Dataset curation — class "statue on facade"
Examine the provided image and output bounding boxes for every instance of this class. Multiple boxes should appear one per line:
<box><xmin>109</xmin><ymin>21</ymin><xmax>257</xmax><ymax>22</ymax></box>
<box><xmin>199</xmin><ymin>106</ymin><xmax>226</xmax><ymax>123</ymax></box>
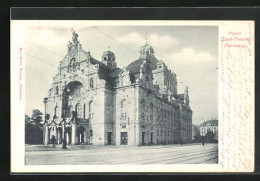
<box><xmin>71</xmin><ymin>29</ymin><xmax>78</xmax><ymax>42</ymax></box>
<box><xmin>67</xmin><ymin>41</ymin><xmax>73</xmax><ymax>52</ymax></box>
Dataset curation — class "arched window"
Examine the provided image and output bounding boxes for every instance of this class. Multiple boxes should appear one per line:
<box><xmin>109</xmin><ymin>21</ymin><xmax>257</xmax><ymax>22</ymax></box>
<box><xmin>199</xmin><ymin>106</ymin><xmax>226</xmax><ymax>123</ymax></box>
<box><xmin>56</xmin><ymin>86</ymin><xmax>59</xmax><ymax>95</ymax></box>
<box><xmin>83</xmin><ymin>104</ymin><xmax>86</xmax><ymax>119</ymax></box>
<box><xmin>68</xmin><ymin>105</ymin><xmax>73</xmax><ymax>118</ymax></box>
<box><xmin>121</xmin><ymin>99</ymin><xmax>126</xmax><ymax>108</ymax></box>
<box><xmin>121</xmin><ymin>99</ymin><xmax>127</xmax><ymax>119</ymax></box>
<box><xmin>89</xmin><ymin>101</ymin><xmax>93</xmax><ymax>119</ymax></box>
<box><xmin>54</xmin><ymin>106</ymin><xmax>59</xmax><ymax>118</ymax></box>
<box><xmin>89</xmin><ymin>101</ymin><xmax>93</xmax><ymax>112</ymax></box>
<box><xmin>76</xmin><ymin>103</ymin><xmax>82</xmax><ymax>118</ymax></box>
<box><xmin>90</xmin><ymin>77</ymin><xmax>94</xmax><ymax>88</ymax></box>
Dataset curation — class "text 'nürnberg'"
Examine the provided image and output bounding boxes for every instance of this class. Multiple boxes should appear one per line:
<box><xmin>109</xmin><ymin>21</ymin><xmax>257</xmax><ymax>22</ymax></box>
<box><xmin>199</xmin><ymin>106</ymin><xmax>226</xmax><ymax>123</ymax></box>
<box><xmin>221</xmin><ymin>32</ymin><xmax>250</xmax><ymax>48</ymax></box>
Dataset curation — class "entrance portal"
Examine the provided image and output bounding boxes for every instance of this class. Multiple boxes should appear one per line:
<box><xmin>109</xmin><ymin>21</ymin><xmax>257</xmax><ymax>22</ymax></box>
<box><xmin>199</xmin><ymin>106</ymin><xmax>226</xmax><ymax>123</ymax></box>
<box><xmin>78</xmin><ymin>126</ymin><xmax>85</xmax><ymax>144</ymax></box>
<box><xmin>120</xmin><ymin>132</ymin><xmax>128</xmax><ymax>145</ymax></box>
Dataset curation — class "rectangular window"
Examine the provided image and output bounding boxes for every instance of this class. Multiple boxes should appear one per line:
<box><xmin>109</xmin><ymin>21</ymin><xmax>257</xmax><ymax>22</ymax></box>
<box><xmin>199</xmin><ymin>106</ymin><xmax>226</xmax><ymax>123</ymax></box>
<box><xmin>122</xmin><ymin>124</ymin><xmax>126</xmax><ymax>129</ymax></box>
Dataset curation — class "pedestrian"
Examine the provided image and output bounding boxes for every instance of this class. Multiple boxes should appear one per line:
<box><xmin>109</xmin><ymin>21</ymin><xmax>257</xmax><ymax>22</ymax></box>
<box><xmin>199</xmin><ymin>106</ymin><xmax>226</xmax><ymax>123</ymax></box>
<box><xmin>202</xmin><ymin>139</ymin><xmax>204</xmax><ymax>147</ymax></box>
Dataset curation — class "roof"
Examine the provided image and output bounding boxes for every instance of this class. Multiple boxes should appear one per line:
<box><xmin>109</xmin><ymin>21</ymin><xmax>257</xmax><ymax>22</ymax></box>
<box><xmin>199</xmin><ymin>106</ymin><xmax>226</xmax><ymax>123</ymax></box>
<box><xmin>174</xmin><ymin>94</ymin><xmax>184</xmax><ymax>100</ymax></box>
<box><xmin>109</xmin><ymin>67</ymin><xmax>123</xmax><ymax>78</ymax></box>
<box><xmin>200</xmin><ymin>119</ymin><xmax>218</xmax><ymax>127</ymax></box>
<box><xmin>126</xmin><ymin>56</ymin><xmax>159</xmax><ymax>74</ymax></box>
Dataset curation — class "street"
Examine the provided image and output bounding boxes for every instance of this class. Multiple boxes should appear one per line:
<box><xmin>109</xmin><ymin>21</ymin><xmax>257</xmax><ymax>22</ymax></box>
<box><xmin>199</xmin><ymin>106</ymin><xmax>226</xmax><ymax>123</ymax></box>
<box><xmin>25</xmin><ymin>143</ymin><xmax>218</xmax><ymax>165</ymax></box>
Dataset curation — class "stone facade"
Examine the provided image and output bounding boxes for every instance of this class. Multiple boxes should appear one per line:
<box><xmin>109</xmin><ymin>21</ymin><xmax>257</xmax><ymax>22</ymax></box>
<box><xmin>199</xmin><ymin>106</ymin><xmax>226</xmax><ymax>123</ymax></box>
<box><xmin>43</xmin><ymin>31</ymin><xmax>193</xmax><ymax>146</ymax></box>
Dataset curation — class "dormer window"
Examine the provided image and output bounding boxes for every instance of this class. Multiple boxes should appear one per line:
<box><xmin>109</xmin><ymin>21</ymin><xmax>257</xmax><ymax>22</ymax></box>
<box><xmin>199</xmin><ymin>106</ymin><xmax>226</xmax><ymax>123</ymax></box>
<box><xmin>104</xmin><ymin>57</ymin><xmax>107</xmax><ymax>61</ymax></box>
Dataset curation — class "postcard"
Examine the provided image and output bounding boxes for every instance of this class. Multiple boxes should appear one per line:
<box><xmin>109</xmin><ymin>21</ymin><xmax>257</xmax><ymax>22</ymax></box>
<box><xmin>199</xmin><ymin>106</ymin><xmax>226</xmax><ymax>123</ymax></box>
<box><xmin>11</xmin><ymin>20</ymin><xmax>254</xmax><ymax>173</ymax></box>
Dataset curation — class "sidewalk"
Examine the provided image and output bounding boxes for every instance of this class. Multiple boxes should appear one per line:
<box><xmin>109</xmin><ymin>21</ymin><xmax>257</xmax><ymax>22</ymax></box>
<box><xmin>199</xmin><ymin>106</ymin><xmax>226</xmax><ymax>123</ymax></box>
<box><xmin>25</xmin><ymin>142</ymin><xmax>214</xmax><ymax>152</ymax></box>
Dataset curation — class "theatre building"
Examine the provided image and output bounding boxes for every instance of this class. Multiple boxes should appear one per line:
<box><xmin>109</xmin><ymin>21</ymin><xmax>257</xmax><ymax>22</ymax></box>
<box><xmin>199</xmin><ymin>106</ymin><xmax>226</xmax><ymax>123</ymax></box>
<box><xmin>43</xmin><ymin>31</ymin><xmax>193</xmax><ymax>146</ymax></box>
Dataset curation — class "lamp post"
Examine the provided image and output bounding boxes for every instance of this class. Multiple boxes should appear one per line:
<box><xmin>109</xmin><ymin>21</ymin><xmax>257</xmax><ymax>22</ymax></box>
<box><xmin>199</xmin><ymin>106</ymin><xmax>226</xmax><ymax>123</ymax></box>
<box><xmin>43</xmin><ymin>97</ymin><xmax>48</xmax><ymax>123</ymax></box>
<box><xmin>43</xmin><ymin>97</ymin><xmax>48</xmax><ymax>145</ymax></box>
<box><xmin>61</xmin><ymin>92</ymin><xmax>67</xmax><ymax>149</ymax></box>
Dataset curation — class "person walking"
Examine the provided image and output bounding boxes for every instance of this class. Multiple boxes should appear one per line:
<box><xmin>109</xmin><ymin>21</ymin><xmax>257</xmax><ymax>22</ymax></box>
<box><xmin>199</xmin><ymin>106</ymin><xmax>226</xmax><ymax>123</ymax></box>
<box><xmin>202</xmin><ymin>138</ymin><xmax>205</xmax><ymax>147</ymax></box>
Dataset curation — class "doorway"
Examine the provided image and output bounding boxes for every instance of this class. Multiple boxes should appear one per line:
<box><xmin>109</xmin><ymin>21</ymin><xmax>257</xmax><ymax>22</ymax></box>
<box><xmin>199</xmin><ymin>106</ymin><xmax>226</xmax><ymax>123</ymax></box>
<box><xmin>107</xmin><ymin>132</ymin><xmax>112</xmax><ymax>145</ymax></box>
<box><xmin>120</xmin><ymin>132</ymin><xmax>128</xmax><ymax>145</ymax></box>
<box><xmin>78</xmin><ymin>126</ymin><xmax>85</xmax><ymax>144</ymax></box>
<box><xmin>142</xmin><ymin>132</ymin><xmax>145</xmax><ymax>145</ymax></box>
<box><xmin>150</xmin><ymin>132</ymin><xmax>153</xmax><ymax>145</ymax></box>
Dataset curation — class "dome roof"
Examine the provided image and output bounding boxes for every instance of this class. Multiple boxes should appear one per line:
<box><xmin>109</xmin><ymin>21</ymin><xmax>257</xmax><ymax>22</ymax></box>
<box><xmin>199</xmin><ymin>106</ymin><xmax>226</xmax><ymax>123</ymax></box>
<box><xmin>125</xmin><ymin>44</ymin><xmax>159</xmax><ymax>73</ymax></box>
<box><xmin>126</xmin><ymin>55</ymin><xmax>159</xmax><ymax>74</ymax></box>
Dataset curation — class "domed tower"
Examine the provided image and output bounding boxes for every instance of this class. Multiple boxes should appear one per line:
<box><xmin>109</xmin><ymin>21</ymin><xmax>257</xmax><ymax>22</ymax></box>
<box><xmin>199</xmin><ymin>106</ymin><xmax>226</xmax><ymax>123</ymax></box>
<box><xmin>101</xmin><ymin>50</ymin><xmax>117</xmax><ymax>69</ymax></box>
<box><xmin>139</xmin><ymin>43</ymin><xmax>155</xmax><ymax>59</ymax></box>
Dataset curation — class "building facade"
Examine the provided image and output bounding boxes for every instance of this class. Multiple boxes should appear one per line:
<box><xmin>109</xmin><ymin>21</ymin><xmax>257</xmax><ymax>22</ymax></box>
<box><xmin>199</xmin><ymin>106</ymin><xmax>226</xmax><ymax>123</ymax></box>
<box><xmin>43</xmin><ymin>31</ymin><xmax>193</xmax><ymax>146</ymax></box>
<box><xmin>199</xmin><ymin>119</ymin><xmax>218</xmax><ymax>140</ymax></box>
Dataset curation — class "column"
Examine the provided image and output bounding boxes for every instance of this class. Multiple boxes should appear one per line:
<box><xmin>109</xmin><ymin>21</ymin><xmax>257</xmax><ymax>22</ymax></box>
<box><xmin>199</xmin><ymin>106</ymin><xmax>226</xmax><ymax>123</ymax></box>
<box><xmin>71</xmin><ymin>124</ymin><xmax>77</xmax><ymax>145</ymax></box>
<box><xmin>44</xmin><ymin>126</ymin><xmax>49</xmax><ymax>145</ymax></box>
<box><xmin>54</xmin><ymin>126</ymin><xmax>57</xmax><ymax>143</ymax></box>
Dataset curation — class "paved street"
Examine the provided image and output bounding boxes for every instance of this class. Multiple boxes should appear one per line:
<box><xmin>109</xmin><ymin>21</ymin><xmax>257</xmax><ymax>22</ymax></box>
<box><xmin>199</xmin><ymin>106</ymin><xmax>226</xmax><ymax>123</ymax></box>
<box><xmin>25</xmin><ymin>143</ymin><xmax>218</xmax><ymax>165</ymax></box>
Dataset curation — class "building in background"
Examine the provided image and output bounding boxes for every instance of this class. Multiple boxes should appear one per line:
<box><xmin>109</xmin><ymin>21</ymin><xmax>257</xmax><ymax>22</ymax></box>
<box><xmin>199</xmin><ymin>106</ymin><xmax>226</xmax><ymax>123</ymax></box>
<box><xmin>199</xmin><ymin>119</ymin><xmax>218</xmax><ymax>140</ymax></box>
<box><xmin>43</xmin><ymin>30</ymin><xmax>193</xmax><ymax>146</ymax></box>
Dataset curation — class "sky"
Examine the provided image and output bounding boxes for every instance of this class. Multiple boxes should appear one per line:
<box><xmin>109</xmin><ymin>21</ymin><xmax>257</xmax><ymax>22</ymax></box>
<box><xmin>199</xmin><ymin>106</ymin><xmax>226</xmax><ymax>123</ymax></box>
<box><xmin>25</xmin><ymin>25</ymin><xmax>218</xmax><ymax>126</ymax></box>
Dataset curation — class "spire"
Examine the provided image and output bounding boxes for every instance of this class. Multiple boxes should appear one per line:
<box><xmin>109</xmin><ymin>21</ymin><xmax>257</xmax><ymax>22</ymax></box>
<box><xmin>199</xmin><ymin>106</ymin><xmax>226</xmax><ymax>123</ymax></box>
<box><xmin>184</xmin><ymin>86</ymin><xmax>190</xmax><ymax>106</ymax></box>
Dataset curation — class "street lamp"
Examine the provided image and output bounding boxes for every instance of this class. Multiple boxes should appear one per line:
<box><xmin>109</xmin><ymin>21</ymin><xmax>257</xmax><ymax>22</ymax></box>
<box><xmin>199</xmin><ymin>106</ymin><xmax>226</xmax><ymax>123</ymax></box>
<box><xmin>43</xmin><ymin>97</ymin><xmax>48</xmax><ymax>123</ymax></box>
<box><xmin>61</xmin><ymin>93</ymin><xmax>67</xmax><ymax>149</ymax></box>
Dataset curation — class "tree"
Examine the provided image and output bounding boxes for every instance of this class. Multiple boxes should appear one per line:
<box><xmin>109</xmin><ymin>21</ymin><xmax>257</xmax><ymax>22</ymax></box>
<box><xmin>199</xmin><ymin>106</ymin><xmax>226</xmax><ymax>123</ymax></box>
<box><xmin>25</xmin><ymin>110</ymin><xmax>44</xmax><ymax>144</ymax></box>
<box><xmin>194</xmin><ymin>134</ymin><xmax>202</xmax><ymax>143</ymax></box>
<box><xmin>205</xmin><ymin>130</ymin><xmax>215</xmax><ymax>143</ymax></box>
<box><xmin>30</xmin><ymin>109</ymin><xmax>44</xmax><ymax>126</ymax></box>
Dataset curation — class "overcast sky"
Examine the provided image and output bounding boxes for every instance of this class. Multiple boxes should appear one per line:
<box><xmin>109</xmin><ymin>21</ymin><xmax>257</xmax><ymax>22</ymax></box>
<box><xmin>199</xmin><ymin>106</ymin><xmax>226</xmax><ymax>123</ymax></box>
<box><xmin>25</xmin><ymin>26</ymin><xmax>218</xmax><ymax>125</ymax></box>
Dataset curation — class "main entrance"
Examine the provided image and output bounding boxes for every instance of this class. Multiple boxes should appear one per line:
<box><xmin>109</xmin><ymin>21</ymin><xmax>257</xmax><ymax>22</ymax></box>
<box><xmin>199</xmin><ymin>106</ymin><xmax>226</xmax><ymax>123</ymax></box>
<box><xmin>120</xmin><ymin>132</ymin><xmax>128</xmax><ymax>145</ymax></box>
